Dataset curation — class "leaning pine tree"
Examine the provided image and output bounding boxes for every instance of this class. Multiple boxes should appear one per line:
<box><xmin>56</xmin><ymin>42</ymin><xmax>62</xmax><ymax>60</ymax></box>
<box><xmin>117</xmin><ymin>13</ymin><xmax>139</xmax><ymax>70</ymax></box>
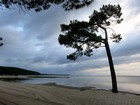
<box><xmin>58</xmin><ymin>4</ymin><xmax>123</xmax><ymax>93</ymax></box>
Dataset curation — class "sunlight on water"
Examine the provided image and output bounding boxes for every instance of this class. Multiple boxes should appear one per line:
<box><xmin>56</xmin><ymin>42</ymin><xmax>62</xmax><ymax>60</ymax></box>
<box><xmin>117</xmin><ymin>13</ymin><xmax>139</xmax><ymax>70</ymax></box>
<box><xmin>118</xmin><ymin>83</ymin><xmax>140</xmax><ymax>94</ymax></box>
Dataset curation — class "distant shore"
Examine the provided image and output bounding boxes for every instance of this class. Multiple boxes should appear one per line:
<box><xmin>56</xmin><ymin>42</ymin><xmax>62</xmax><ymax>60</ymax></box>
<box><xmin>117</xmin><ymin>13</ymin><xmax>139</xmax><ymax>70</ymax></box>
<box><xmin>0</xmin><ymin>81</ymin><xmax>140</xmax><ymax>105</ymax></box>
<box><xmin>0</xmin><ymin>75</ymin><xmax>70</xmax><ymax>82</ymax></box>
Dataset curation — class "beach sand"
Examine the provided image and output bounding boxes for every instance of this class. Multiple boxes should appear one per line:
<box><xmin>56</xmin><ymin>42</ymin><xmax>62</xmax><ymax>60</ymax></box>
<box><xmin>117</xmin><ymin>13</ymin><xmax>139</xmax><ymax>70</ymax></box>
<box><xmin>0</xmin><ymin>81</ymin><xmax>140</xmax><ymax>105</ymax></box>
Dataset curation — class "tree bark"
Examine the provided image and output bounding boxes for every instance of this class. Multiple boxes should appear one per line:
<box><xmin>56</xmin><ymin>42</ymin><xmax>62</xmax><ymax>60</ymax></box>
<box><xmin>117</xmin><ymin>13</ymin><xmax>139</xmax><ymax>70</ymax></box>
<box><xmin>104</xmin><ymin>40</ymin><xmax>118</xmax><ymax>93</ymax></box>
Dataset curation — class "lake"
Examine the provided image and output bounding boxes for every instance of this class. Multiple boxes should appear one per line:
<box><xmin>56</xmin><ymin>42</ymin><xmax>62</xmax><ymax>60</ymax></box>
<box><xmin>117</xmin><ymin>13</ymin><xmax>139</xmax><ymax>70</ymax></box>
<box><xmin>19</xmin><ymin>75</ymin><xmax>140</xmax><ymax>94</ymax></box>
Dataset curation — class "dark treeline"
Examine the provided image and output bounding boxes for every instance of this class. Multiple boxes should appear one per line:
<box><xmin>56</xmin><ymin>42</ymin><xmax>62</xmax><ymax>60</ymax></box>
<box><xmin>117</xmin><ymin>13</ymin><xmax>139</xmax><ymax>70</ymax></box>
<box><xmin>0</xmin><ymin>66</ymin><xmax>40</xmax><ymax>75</ymax></box>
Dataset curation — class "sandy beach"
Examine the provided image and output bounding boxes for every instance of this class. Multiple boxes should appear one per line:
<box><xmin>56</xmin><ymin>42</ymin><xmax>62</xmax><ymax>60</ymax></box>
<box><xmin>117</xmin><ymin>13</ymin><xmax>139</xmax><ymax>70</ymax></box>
<box><xmin>0</xmin><ymin>81</ymin><xmax>140</xmax><ymax>105</ymax></box>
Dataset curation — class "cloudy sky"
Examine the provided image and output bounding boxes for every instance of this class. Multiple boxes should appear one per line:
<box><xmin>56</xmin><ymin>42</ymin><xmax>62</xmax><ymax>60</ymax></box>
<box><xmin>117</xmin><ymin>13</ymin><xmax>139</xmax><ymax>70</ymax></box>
<box><xmin>0</xmin><ymin>0</ymin><xmax>140</xmax><ymax>76</ymax></box>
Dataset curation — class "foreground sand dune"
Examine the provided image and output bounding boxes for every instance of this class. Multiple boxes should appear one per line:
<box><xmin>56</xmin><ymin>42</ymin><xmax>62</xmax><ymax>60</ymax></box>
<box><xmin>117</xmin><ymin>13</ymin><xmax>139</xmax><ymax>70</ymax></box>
<box><xmin>0</xmin><ymin>81</ymin><xmax>140</xmax><ymax>105</ymax></box>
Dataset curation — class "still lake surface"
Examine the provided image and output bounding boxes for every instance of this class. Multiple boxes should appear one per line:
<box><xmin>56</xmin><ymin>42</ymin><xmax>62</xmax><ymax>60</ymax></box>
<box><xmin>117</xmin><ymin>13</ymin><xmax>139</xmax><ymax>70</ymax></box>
<box><xmin>19</xmin><ymin>75</ymin><xmax>140</xmax><ymax>94</ymax></box>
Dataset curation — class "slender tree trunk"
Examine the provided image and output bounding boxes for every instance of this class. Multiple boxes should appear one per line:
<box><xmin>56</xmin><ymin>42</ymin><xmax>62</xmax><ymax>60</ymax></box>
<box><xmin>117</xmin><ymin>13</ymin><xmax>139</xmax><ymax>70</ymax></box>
<box><xmin>104</xmin><ymin>40</ymin><xmax>118</xmax><ymax>93</ymax></box>
<box><xmin>97</xmin><ymin>25</ymin><xmax>118</xmax><ymax>93</ymax></box>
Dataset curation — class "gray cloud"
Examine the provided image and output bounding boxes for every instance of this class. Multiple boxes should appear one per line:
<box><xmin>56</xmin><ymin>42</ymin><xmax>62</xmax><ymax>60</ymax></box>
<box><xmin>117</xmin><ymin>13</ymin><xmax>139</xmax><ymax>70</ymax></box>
<box><xmin>128</xmin><ymin>0</ymin><xmax>140</xmax><ymax>14</ymax></box>
<box><xmin>0</xmin><ymin>0</ymin><xmax>140</xmax><ymax>75</ymax></box>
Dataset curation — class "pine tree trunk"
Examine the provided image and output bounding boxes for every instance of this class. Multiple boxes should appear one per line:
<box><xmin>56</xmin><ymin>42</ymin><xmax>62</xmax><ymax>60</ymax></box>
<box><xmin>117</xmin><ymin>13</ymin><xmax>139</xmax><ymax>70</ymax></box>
<box><xmin>104</xmin><ymin>40</ymin><xmax>118</xmax><ymax>93</ymax></box>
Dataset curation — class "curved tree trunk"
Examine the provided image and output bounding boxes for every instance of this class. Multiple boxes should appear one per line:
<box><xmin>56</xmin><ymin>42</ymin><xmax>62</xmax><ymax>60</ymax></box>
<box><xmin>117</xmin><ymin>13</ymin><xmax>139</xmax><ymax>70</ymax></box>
<box><xmin>99</xmin><ymin>25</ymin><xmax>118</xmax><ymax>93</ymax></box>
<box><xmin>104</xmin><ymin>40</ymin><xmax>118</xmax><ymax>93</ymax></box>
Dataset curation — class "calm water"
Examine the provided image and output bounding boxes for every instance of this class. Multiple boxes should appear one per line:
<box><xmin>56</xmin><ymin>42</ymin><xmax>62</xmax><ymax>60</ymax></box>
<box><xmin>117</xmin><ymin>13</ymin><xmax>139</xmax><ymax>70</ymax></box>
<box><xmin>20</xmin><ymin>75</ymin><xmax>140</xmax><ymax>94</ymax></box>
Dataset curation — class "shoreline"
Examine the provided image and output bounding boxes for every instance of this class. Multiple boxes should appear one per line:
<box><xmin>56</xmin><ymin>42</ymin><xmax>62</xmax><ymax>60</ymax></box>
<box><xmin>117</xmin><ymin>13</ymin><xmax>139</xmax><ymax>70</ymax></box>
<box><xmin>43</xmin><ymin>82</ymin><xmax>140</xmax><ymax>96</ymax></box>
<box><xmin>0</xmin><ymin>81</ymin><xmax>140</xmax><ymax>105</ymax></box>
<box><xmin>1</xmin><ymin>78</ymin><xmax>140</xmax><ymax>96</ymax></box>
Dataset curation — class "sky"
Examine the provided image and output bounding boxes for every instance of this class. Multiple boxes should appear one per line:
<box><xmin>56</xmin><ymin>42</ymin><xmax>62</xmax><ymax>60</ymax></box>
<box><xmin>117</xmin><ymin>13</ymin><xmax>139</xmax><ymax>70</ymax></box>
<box><xmin>0</xmin><ymin>0</ymin><xmax>140</xmax><ymax>76</ymax></box>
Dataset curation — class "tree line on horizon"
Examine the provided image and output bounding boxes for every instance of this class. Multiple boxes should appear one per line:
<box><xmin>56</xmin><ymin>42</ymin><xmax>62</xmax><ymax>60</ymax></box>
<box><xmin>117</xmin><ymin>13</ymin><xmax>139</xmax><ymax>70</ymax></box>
<box><xmin>0</xmin><ymin>66</ymin><xmax>40</xmax><ymax>75</ymax></box>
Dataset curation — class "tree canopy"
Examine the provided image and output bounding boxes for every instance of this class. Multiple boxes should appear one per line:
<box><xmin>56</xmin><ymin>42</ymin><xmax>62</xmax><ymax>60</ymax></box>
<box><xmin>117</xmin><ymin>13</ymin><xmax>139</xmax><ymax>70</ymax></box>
<box><xmin>59</xmin><ymin>4</ymin><xmax>123</xmax><ymax>60</ymax></box>
<box><xmin>0</xmin><ymin>0</ymin><xmax>94</xmax><ymax>12</ymax></box>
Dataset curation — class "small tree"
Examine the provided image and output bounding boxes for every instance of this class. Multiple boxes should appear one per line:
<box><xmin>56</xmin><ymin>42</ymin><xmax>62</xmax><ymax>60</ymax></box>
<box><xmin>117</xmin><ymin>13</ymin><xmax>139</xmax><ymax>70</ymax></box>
<box><xmin>58</xmin><ymin>4</ymin><xmax>123</xmax><ymax>93</ymax></box>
